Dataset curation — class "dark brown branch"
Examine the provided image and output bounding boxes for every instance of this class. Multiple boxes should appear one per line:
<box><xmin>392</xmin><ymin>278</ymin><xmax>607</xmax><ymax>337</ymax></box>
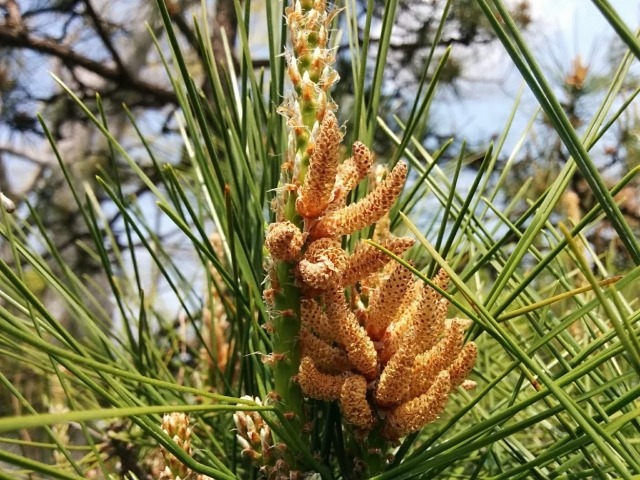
<box><xmin>0</xmin><ymin>144</ymin><xmax>50</xmax><ymax>166</ymax></box>
<box><xmin>3</xmin><ymin>0</ymin><xmax>23</xmax><ymax>29</ymax></box>
<box><xmin>82</xmin><ymin>0</ymin><xmax>127</xmax><ymax>75</ymax></box>
<box><xmin>361</xmin><ymin>34</ymin><xmax>493</xmax><ymax>53</ymax></box>
<box><xmin>0</xmin><ymin>23</ymin><xmax>178</xmax><ymax>105</ymax></box>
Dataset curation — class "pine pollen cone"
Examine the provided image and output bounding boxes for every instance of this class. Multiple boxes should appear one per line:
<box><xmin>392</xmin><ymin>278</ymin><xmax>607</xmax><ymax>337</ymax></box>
<box><xmin>300</xmin><ymin>298</ymin><xmax>336</xmax><ymax>343</ymax></box>
<box><xmin>409</xmin><ymin>286</ymin><xmax>448</xmax><ymax>355</ymax></box>
<box><xmin>310</xmin><ymin>160</ymin><xmax>408</xmax><ymax>239</ymax></box>
<box><xmin>331</xmin><ymin>141</ymin><xmax>374</xmax><ymax>206</ymax></box>
<box><xmin>374</xmin><ymin>341</ymin><xmax>414</xmax><ymax>407</ymax></box>
<box><xmin>292</xmin><ymin>264</ymin><xmax>477</xmax><ymax>438</ymax></box>
<box><xmin>365</xmin><ymin>262</ymin><xmax>414</xmax><ymax>341</ymax></box>
<box><xmin>449</xmin><ymin>342</ymin><xmax>478</xmax><ymax>389</ymax></box>
<box><xmin>297</xmin><ymin>356</ymin><xmax>346</xmax><ymax>401</ymax></box>
<box><xmin>341</xmin><ymin>237</ymin><xmax>415</xmax><ymax>287</ymax></box>
<box><xmin>406</xmin><ymin>320</ymin><xmax>465</xmax><ymax>400</ymax></box>
<box><xmin>324</xmin><ymin>287</ymin><xmax>378</xmax><ymax>379</ymax></box>
<box><xmin>265</xmin><ymin>221</ymin><xmax>304</xmax><ymax>261</ymax></box>
<box><xmin>300</xmin><ymin>327</ymin><xmax>351</xmax><ymax>373</ymax></box>
<box><xmin>297</xmin><ymin>111</ymin><xmax>343</xmax><ymax>218</ymax></box>
<box><xmin>340</xmin><ymin>375</ymin><xmax>374</xmax><ymax>429</ymax></box>
<box><xmin>384</xmin><ymin>371</ymin><xmax>451</xmax><ymax>439</ymax></box>
<box><xmin>297</xmin><ymin>238</ymin><xmax>347</xmax><ymax>289</ymax></box>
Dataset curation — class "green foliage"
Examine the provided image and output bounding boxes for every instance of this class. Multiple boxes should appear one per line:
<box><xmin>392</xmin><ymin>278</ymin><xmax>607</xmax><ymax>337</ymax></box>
<box><xmin>0</xmin><ymin>0</ymin><xmax>638</xmax><ymax>479</ymax></box>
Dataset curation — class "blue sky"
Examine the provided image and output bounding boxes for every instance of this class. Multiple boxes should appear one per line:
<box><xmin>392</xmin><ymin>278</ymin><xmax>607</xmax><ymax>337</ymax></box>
<box><xmin>433</xmin><ymin>0</ymin><xmax>640</xmax><ymax>152</ymax></box>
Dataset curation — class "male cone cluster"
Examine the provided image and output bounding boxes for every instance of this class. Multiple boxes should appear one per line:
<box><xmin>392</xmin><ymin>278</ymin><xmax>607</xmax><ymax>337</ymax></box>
<box><xmin>264</xmin><ymin>0</ymin><xmax>477</xmax><ymax>444</ymax></box>
<box><xmin>265</xmin><ymin>113</ymin><xmax>476</xmax><ymax>437</ymax></box>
